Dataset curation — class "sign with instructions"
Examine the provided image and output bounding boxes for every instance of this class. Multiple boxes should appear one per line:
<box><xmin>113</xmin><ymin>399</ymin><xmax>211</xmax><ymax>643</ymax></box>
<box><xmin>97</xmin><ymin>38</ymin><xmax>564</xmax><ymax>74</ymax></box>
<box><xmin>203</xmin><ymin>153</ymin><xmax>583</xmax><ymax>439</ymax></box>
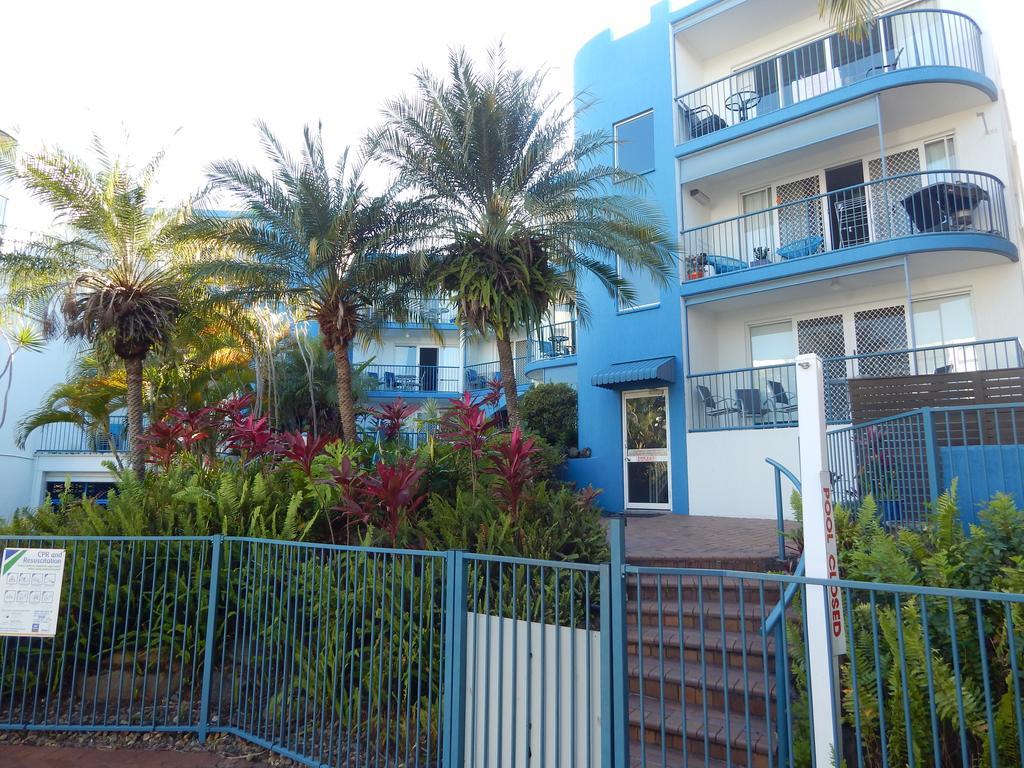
<box><xmin>0</xmin><ymin>548</ymin><xmax>66</xmax><ymax>637</ymax></box>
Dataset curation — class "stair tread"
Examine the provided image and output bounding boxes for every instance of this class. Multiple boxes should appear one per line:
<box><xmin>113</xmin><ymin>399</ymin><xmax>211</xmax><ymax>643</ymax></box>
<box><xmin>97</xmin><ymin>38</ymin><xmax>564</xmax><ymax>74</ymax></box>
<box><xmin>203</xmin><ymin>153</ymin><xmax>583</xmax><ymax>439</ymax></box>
<box><xmin>629</xmin><ymin>598</ymin><xmax>771</xmax><ymax>622</ymax></box>
<box><xmin>628</xmin><ymin>694</ymin><xmax>773</xmax><ymax>755</ymax></box>
<box><xmin>626</xmin><ymin>625</ymin><xmax>776</xmax><ymax>657</ymax></box>
<box><xmin>628</xmin><ymin>741</ymin><xmax>735</xmax><ymax>768</ymax></box>
<box><xmin>628</xmin><ymin>655</ymin><xmax>774</xmax><ymax>698</ymax></box>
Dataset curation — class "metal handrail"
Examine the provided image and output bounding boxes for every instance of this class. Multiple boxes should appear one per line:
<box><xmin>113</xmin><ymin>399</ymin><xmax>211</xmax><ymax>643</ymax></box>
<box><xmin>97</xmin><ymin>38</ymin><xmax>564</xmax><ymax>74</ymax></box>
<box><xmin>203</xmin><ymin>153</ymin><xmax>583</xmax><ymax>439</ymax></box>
<box><xmin>676</xmin><ymin>8</ymin><xmax>984</xmax><ymax>142</ymax></box>
<box><xmin>682</xmin><ymin>169</ymin><xmax>1009</xmax><ymax>281</ymax></box>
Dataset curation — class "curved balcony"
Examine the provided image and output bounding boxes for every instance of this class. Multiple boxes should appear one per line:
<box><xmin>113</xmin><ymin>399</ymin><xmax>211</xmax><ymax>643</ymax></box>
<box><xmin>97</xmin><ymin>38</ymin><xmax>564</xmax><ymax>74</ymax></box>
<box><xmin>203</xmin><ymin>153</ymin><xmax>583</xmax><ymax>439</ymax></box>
<box><xmin>676</xmin><ymin>9</ymin><xmax>990</xmax><ymax>149</ymax></box>
<box><xmin>681</xmin><ymin>170</ymin><xmax>1014</xmax><ymax>292</ymax></box>
<box><xmin>524</xmin><ymin>320</ymin><xmax>577</xmax><ymax>376</ymax></box>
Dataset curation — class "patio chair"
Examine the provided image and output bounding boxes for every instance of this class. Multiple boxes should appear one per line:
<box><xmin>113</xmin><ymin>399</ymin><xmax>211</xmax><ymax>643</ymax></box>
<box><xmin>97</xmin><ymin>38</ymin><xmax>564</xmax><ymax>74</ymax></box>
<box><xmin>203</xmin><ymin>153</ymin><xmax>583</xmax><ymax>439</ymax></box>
<box><xmin>705</xmin><ymin>254</ymin><xmax>749</xmax><ymax>275</ymax></box>
<box><xmin>777</xmin><ymin>235</ymin><xmax>824</xmax><ymax>260</ymax></box>
<box><xmin>539</xmin><ymin>340</ymin><xmax>556</xmax><ymax>358</ymax></box>
<box><xmin>866</xmin><ymin>47</ymin><xmax>904</xmax><ymax>77</ymax></box>
<box><xmin>735</xmin><ymin>388</ymin><xmax>768</xmax><ymax>423</ymax></box>
<box><xmin>933</xmin><ymin>364</ymin><xmax>953</xmax><ymax>374</ymax></box>
<box><xmin>680</xmin><ymin>103</ymin><xmax>728</xmax><ymax>139</ymax></box>
<box><xmin>694</xmin><ymin>385</ymin><xmax>740</xmax><ymax>426</ymax></box>
<box><xmin>765</xmin><ymin>380</ymin><xmax>799</xmax><ymax>421</ymax></box>
<box><xmin>383</xmin><ymin>371</ymin><xmax>397</xmax><ymax>389</ymax></box>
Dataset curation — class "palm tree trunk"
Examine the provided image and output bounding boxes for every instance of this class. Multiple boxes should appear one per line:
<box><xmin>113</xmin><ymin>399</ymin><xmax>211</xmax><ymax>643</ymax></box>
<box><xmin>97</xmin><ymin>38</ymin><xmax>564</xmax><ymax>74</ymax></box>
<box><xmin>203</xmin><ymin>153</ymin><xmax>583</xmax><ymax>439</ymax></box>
<box><xmin>334</xmin><ymin>341</ymin><xmax>358</xmax><ymax>442</ymax></box>
<box><xmin>125</xmin><ymin>357</ymin><xmax>146</xmax><ymax>478</ymax></box>
<box><xmin>495</xmin><ymin>335</ymin><xmax>521</xmax><ymax>429</ymax></box>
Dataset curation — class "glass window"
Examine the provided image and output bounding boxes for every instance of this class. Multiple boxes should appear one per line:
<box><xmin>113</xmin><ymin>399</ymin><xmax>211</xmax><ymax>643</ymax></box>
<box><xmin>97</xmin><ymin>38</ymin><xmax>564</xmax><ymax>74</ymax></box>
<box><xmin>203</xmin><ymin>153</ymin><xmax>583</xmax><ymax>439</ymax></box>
<box><xmin>913</xmin><ymin>294</ymin><xmax>974</xmax><ymax>346</ymax></box>
<box><xmin>617</xmin><ymin>257</ymin><xmax>660</xmax><ymax>310</ymax></box>
<box><xmin>750</xmin><ymin>321</ymin><xmax>795</xmax><ymax>366</ymax></box>
<box><xmin>395</xmin><ymin>345</ymin><xmax>417</xmax><ymax>367</ymax></box>
<box><xmin>614</xmin><ymin>111</ymin><xmax>655</xmax><ymax>174</ymax></box>
<box><xmin>924</xmin><ymin>136</ymin><xmax>956</xmax><ymax>171</ymax></box>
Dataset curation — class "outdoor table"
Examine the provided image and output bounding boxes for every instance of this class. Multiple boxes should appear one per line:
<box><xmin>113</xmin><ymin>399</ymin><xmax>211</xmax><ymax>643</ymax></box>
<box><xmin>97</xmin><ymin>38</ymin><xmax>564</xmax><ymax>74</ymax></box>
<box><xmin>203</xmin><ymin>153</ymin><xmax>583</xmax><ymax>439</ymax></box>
<box><xmin>901</xmin><ymin>181</ymin><xmax>989</xmax><ymax>233</ymax></box>
<box><xmin>724</xmin><ymin>89</ymin><xmax>761</xmax><ymax>122</ymax></box>
<box><xmin>551</xmin><ymin>334</ymin><xmax>569</xmax><ymax>355</ymax></box>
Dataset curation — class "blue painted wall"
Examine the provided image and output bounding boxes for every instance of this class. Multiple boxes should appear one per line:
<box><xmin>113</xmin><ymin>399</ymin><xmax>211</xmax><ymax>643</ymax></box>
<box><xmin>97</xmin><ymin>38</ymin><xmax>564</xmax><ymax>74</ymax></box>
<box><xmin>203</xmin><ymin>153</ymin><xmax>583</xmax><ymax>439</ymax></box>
<box><xmin>567</xmin><ymin>1</ymin><xmax>690</xmax><ymax>514</ymax></box>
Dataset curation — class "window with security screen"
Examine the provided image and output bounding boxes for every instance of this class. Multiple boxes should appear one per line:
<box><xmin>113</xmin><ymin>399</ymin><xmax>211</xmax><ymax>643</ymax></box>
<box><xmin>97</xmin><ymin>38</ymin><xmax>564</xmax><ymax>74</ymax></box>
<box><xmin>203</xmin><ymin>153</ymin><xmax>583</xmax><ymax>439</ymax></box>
<box><xmin>613</xmin><ymin>111</ymin><xmax>654</xmax><ymax>175</ymax></box>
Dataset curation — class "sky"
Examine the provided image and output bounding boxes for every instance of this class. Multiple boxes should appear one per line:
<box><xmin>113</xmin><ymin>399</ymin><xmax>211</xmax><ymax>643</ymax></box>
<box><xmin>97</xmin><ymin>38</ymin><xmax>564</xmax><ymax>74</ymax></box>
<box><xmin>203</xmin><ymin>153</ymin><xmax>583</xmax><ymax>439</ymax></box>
<box><xmin>2</xmin><ymin>0</ymin><xmax>1023</xmax><ymax>235</ymax></box>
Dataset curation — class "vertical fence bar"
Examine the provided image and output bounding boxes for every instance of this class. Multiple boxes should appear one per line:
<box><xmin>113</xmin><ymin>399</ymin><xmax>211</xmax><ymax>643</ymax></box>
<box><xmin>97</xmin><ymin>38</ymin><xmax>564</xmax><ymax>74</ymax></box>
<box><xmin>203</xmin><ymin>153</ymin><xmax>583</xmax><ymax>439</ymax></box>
<box><xmin>442</xmin><ymin>550</ymin><xmax>467</xmax><ymax>768</ymax></box>
<box><xmin>608</xmin><ymin>516</ymin><xmax>629</xmax><ymax>768</ymax></box>
<box><xmin>198</xmin><ymin>534</ymin><xmax>222</xmax><ymax>743</ymax></box>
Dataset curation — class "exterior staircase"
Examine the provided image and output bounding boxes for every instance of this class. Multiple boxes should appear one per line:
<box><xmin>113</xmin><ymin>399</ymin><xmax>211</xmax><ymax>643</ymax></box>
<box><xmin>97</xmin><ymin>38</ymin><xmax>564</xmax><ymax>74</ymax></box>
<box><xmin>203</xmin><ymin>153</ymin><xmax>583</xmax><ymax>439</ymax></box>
<box><xmin>624</xmin><ymin>571</ymin><xmax>779</xmax><ymax>768</ymax></box>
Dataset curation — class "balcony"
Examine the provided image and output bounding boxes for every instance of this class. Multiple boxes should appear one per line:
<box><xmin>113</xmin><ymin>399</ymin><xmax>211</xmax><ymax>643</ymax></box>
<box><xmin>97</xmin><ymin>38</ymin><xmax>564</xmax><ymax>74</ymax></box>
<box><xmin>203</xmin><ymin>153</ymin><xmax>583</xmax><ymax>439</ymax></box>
<box><xmin>465</xmin><ymin>357</ymin><xmax>526</xmax><ymax>391</ymax></box>
<box><xmin>676</xmin><ymin>9</ymin><xmax>988</xmax><ymax>148</ymax></box>
<box><xmin>35</xmin><ymin>416</ymin><xmax>129</xmax><ymax>453</ymax></box>
<box><xmin>681</xmin><ymin>170</ymin><xmax>1013</xmax><ymax>292</ymax></box>
<box><xmin>525</xmin><ymin>320</ymin><xmax>577</xmax><ymax>369</ymax></box>
<box><xmin>364</xmin><ymin>364</ymin><xmax>461</xmax><ymax>395</ymax></box>
<box><xmin>687</xmin><ymin>338</ymin><xmax>1023</xmax><ymax>432</ymax></box>
<box><xmin>386</xmin><ymin>296</ymin><xmax>458</xmax><ymax>327</ymax></box>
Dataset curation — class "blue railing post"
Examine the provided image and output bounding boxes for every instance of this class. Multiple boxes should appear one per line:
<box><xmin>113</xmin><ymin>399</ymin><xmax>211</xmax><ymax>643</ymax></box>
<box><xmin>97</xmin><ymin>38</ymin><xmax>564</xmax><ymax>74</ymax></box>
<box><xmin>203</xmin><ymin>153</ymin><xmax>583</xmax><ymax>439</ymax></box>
<box><xmin>442</xmin><ymin>550</ymin><xmax>468</xmax><ymax>768</ymax></box>
<box><xmin>599</xmin><ymin>562</ymin><xmax>615</xmax><ymax>768</ymax></box>
<box><xmin>198</xmin><ymin>534</ymin><xmax>222</xmax><ymax>743</ymax></box>
<box><xmin>922</xmin><ymin>407</ymin><xmax>941</xmax><ymax>507</ymax></box>
<box><xmin>607</xmin><ymin>515</ymin><xmax>629</xmax><ymax>768</ymax></box>
<box><xmin>774</xmin><ymin>467</ymin><xmax>787</xmax><ymax>562</ymax></box>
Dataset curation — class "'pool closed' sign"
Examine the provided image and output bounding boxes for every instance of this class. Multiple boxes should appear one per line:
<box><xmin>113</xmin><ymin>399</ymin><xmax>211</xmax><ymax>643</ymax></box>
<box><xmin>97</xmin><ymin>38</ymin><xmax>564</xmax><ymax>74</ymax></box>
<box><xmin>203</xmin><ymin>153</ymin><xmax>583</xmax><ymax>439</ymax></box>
<box><xmin>0</xmin><ymin>548</ymin><xmax>67</xmax><ymax>638</ymax></box>
<box><xmin>821</xmin><ymin>480</ymin><xmax>847</xmax><ymax>656</ymax></box>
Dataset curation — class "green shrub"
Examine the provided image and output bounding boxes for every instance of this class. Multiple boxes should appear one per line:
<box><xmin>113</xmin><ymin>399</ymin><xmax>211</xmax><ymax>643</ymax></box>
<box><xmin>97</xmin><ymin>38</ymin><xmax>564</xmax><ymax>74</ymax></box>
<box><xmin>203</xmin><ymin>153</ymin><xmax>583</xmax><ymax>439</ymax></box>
<box><xmin>519</xmin><ymin>383</ymin><xmax>577</xmax><ymax>449</ymax></box>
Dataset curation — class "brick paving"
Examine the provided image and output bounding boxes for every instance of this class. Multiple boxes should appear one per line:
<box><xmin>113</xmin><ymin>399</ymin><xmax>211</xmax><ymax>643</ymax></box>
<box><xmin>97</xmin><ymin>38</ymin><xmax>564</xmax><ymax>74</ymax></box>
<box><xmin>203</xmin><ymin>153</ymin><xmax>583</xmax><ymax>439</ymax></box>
<box><xmin>607</xmin><ymin>513</ymin><xmax>796</xmax><ymax>570</ymax></box>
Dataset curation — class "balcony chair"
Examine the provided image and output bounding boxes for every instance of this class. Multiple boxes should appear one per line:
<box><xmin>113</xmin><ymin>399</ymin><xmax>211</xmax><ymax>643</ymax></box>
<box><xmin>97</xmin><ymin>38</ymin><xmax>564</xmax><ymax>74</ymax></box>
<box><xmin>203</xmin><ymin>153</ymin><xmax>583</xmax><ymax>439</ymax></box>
<box><xmin>539</xmin><ymin>340</ymin><xmax>556</xmax><ymax>358</ymax></box>
<box><xmin>766</xmin><ymin>380</ymin><xmax>799</xmax><ymax>421</ymax></box>
<box><xmin>777</xmin><ymin>235</ymin><xmax>824</xmax><ymax>260</ymax></box>
<box><xmin>704</xmin><ymin>254</ymin><xmax>749</xmax><ymax>275</ymax></box>
<box><xmin>694</xmin><ymin>384</ymin><xmax>740</xmax><ymax>425</ymax></box>
<box><xmin>735</xmin><ymin>388</ymin><xmax>768</xmax><ymax>424</ymax></box>
<box><xmin>835</xmin><ymin>197</ymin><xmax>870</xmax><ymax>247</ymax></box>
<box><xmin>680</xmin><ymin>103</ymin><xmax>728</xmax><ymax>139</ymax></box>
<box><xmin>383</xmin><ymin>371</ymin><xmax>398</xmax><ymax>389</ymax></box>
<box><xmin>933</xmin><ymin>364</ymin><xmax>954</xmax><ymax>374</ymax></box>
<box><xmin>465</xmin><ymin>368</ymin><xmax>483</xmax><ymax>389</ymax></box>
<box><xmin>866</xmin><ymin>47</ymin><xmax>904</xmax><ymax>77</ymax></box>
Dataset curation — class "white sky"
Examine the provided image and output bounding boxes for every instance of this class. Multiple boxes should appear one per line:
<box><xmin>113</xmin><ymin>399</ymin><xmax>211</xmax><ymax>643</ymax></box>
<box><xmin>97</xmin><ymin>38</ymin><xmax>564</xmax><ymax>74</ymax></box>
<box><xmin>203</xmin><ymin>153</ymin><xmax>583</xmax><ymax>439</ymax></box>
<box><xmin>2</xmin><ymin>0</ymin><xmax>1022</xmax><ymax>234</ymax></box>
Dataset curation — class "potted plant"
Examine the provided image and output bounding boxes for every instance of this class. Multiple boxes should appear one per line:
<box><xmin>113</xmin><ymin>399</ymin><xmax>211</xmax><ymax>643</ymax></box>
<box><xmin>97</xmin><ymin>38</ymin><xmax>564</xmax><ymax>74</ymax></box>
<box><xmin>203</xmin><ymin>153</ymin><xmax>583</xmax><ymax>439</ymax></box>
<box><xmin>855</xmin><ymin>426</ymin><xmax>902</xmax><ymax>524</ymax></box>
<box><xmin>685</xmin><ymin>252</ymin><xmax>709</xmax><ymax>280</ymax></box>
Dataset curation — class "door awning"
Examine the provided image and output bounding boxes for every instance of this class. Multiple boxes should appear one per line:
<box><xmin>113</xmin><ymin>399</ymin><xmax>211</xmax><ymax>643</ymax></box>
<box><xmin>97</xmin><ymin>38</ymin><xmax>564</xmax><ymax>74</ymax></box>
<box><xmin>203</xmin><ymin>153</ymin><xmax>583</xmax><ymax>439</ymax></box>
<box><xmin>591</xmin><ymin>356</ymin><xmax>676</xmax><ymax>389</ymax></box>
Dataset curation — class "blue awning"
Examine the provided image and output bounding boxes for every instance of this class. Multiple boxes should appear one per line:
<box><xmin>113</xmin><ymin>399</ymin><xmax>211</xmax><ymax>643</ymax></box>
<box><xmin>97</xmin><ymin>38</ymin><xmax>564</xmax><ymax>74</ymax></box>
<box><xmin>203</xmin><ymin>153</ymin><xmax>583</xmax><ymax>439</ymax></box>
<box><xmin>591</xmin><ymin>356</ymin><xmax>676</xmax><ymax>389</ymax></box>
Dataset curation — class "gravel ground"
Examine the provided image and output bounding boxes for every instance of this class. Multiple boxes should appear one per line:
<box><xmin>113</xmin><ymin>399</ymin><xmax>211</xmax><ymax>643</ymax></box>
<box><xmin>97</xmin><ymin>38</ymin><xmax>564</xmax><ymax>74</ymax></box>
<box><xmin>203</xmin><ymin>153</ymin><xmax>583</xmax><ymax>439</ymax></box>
<box><xmin>0</xmin><ymin>730</ymin><xmax>299</xmax><ymax>767</ymax></box>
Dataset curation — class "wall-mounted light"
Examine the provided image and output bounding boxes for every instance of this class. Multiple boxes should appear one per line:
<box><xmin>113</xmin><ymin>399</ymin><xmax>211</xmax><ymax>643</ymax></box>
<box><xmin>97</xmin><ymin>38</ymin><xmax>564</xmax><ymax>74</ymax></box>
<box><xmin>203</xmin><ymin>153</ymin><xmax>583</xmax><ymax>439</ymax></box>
<box><xmin>689</xmin><ymin>188</ymin><xmax>711</xmax><ymax>206</ymax></box>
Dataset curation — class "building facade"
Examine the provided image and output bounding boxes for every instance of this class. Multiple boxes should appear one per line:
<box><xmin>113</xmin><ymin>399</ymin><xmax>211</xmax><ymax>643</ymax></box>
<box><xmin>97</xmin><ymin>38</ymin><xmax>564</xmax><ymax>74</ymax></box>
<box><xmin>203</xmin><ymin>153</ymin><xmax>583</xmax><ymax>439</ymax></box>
<box><xmin>566</xmin><ymin>0</ymin><xmax>1024</xmax><ymax>517</ymax></box>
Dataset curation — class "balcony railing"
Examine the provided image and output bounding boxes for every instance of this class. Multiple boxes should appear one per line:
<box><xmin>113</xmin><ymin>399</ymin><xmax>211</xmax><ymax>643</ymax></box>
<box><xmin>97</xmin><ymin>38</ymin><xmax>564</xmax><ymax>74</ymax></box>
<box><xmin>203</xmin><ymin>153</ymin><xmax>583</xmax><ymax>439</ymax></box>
<box><xmin>406</xmin><ymin>296</ymin><xmax>458</xmax><ymax>325</ymax></box>
<box><xmin>526</xmin><ymin>320</ymin><xmax>577</xmax><ymax>363</ymax></box>
<box><xmin>681</xmin><ymin>170</ymin><xmax>1009</xmax><ymax>282</ymax></box>
<box><xmin>688</xmin><ymin>338</ymin><xmax>1024</xmax><ymax>431</ymax></box>
<box><xmin>363</xmin><ymin>364</ymin><xmax>461</xmax><ymax>394</ymax></box>
<box><xmin>676</xmin><ymin>9</ymin><xmax>984</xmax><ymax>143</ymax></box>
<box><xmin>465</xmin><ymin>357</ymin><xmax>526</xmax><ymax>391</ymax></box>
<box><xmin>35</xmin><ymin>416</ymin><xmax>130</xmax><ymax>454</ymax></box>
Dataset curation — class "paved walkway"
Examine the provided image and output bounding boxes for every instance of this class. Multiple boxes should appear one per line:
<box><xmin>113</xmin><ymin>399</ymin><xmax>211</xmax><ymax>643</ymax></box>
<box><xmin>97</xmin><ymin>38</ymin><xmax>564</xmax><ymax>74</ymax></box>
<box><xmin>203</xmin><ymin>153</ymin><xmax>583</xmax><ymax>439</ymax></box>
<box><xmin>0</xmin><ymin>744</ymin><xmax>274</xmax><ymax>767</ymax></box>
<box><xmin>607</xmin><ymin>513</ymin><xmax>795</xmax><ymax>569</ymax></box>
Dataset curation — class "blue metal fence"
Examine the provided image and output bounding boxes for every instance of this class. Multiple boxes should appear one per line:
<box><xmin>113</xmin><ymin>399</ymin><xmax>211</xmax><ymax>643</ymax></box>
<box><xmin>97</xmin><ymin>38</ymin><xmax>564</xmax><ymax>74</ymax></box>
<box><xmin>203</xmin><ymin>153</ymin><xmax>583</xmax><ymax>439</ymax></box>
<box><xmin>2</xmin><ymin>532</ymin><xmax>1023</xmax><ymax>767</ymax></box>
<box><xmin>35</xmin><ymin>416</ymin><xmax>130</xmax><ymax>454</ymax></box>
<box><xmin>828</xmin><ymin>402</ymin><xmax>1024</xmax><ymax>528</ymax></box>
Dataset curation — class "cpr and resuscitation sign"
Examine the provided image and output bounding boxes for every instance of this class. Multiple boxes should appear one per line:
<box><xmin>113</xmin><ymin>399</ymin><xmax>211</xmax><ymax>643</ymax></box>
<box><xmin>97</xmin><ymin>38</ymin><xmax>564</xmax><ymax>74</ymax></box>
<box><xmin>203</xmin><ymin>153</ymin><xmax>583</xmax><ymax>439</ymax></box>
<box><xmin>820</xmin><ymin>474</ymin><xmax>847</xmax><ymax>656</ymax></box>
<box><xmin>0</xmin><ymin>548</ymin><xmax>67</xmax><ymax>637</ymax></box>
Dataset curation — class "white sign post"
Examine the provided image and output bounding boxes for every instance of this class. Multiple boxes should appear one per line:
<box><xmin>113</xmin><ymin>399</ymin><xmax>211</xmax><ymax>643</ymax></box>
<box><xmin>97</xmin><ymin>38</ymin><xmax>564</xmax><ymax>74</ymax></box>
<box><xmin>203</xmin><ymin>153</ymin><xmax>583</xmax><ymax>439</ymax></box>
<box><xmin>794</xmin><ymin>354</ymin><xmax>844</xmax><ymax>767</ymax></box>
<box><xmin>0</xmin><ymin>548</ymin><xmax>67</xmax><ymax>637</ymax></box>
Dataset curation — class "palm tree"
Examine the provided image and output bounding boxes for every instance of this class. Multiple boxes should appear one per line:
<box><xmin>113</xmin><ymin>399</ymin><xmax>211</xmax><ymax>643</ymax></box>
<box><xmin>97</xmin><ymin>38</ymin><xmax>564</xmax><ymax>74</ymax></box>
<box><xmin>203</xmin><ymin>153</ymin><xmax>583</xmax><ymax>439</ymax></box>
<box><xmin>0</xmin><ymin>141</ymin><xmax>209</xmax><ymax>477</ymax></box>
<box><xmin>368</xmin><ymin>46</ymin><xmax>676</xmax><ymax>427</ymax></box>
<box><xmin>182</xmin><ymin>122</ymin><xmax>426</xmax><ymax>442</ymax></box>
<box><xmin>823</xmin><ymin>0</ymin><xmax>877</xmax><ymax>39</ymax></box>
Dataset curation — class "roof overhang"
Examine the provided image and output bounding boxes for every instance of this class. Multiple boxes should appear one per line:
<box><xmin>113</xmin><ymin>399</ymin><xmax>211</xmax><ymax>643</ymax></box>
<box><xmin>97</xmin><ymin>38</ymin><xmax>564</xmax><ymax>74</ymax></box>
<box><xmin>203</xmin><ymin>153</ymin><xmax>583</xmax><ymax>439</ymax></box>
<box><xmin>591</xmin><ymin>356</ymin><xmax>676</xmax><ymax>389</ymax></box>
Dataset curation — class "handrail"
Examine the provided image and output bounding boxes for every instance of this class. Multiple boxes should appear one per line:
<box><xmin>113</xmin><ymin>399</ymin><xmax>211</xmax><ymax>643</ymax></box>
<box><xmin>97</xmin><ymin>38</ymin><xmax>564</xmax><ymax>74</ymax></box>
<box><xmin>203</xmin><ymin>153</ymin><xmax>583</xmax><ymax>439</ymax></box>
<box><xmin>676</xmin><ymin>8</ymin><xmax>984</xmax><ymax>141</ymax></box>
<box><xmin>686</xmin><ymin>336</ymin><xmax>1022</xmax><ymax>380</ymax></box>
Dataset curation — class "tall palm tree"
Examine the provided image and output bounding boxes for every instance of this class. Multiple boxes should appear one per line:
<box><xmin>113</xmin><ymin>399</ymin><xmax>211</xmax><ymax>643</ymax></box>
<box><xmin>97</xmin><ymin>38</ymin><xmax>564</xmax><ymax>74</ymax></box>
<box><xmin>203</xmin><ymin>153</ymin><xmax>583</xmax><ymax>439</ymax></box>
<box><xmin>368</xmin><ymin>46</ymin><xmax>676</xmax><ymax>427</ymax></box>
<box><xmin>181</xmin><ymin>122</ymin><xmax>425</xmax><ymax>442</ymax></box>
<box><xmin>823</xmin><ymin>0</ymin><xmax>877</xmax><ymax>39</ymax></box>
<box><xmin>0</xmin><ymin>141</ymin><xmax>208</xmax><ymax>477</ymax></box>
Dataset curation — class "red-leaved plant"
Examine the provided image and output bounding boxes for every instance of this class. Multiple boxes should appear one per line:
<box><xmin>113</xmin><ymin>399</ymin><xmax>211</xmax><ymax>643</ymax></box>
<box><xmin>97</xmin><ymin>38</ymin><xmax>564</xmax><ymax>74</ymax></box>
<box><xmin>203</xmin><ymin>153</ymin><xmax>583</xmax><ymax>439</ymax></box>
<box><xmin>224</xmin><ymin>413</ymin><xmax>279</xmax><ymax>463</ymax></box>
<box><xmin>279</xmin><ymin>431</ymin><xmax>334</xmax><ymax>476</ymax></box>
<box><xmin>359</xmin><ymin>457</ymin><xmax>426</xmax><ymax>545</ymax></box>
<box><xmin>484</xmin><ymin>427</ymin><xmax>538</xmax><ymax>519</ymax></box>
<box><xmin>319</xmin><ymin>457</ymin><xmax>371</xmax><ymax>542</ymax></box>
<box><xmin>369</xmin><ymin>398</ymin><xmax>419</xmax><ymax>441</ymax></box>
<box><xmin>439</xmin><ymin>392</ymin><xmax>493</xmax><ymax>489</ymax></box>
<box><xmin>138</xmin><ymin>420</ymin><xmax>186</xmax><ymax>469</ymax></box>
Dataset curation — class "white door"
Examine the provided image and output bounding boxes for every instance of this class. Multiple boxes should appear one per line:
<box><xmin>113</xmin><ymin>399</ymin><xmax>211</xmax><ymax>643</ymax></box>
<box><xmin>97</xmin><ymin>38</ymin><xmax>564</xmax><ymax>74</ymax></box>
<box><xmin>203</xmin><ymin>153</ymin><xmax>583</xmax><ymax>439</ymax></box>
<box><xmin>623</xmin><ymin>389</ymin><xmax>671</xmax><ymax>510</ymax></box>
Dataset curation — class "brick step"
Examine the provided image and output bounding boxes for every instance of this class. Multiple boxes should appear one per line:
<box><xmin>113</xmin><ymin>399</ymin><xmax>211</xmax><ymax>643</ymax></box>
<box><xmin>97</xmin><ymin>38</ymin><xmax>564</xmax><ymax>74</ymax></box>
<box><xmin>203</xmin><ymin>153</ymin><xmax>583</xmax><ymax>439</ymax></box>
<box><xmin>628</xmin><ymin>597</ymin><xmax>770</xmax><ymax>634</ymax></box>
<box><xmin>628</xmin><ymin>656</ymin><xmax>774</xmax><ymax>717</ymax></box>
<box><xmin>628</xmin><ymin>694</ymin><xmax>773</xmax><ymax>768</ymax></box>
<box><xmin>626</xmin><ymin>625</ymin><xmax>776</xmax><ymax>671</ymax></box>
<box><xmin>626</xmin><ymin>574</ymin><xmax>789</xmax><ymax>607</ymax></box>
<box><xmin>628</xmin><ymin>741</ymin><xmax>734</xmax><ymax>768</ymax></box>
